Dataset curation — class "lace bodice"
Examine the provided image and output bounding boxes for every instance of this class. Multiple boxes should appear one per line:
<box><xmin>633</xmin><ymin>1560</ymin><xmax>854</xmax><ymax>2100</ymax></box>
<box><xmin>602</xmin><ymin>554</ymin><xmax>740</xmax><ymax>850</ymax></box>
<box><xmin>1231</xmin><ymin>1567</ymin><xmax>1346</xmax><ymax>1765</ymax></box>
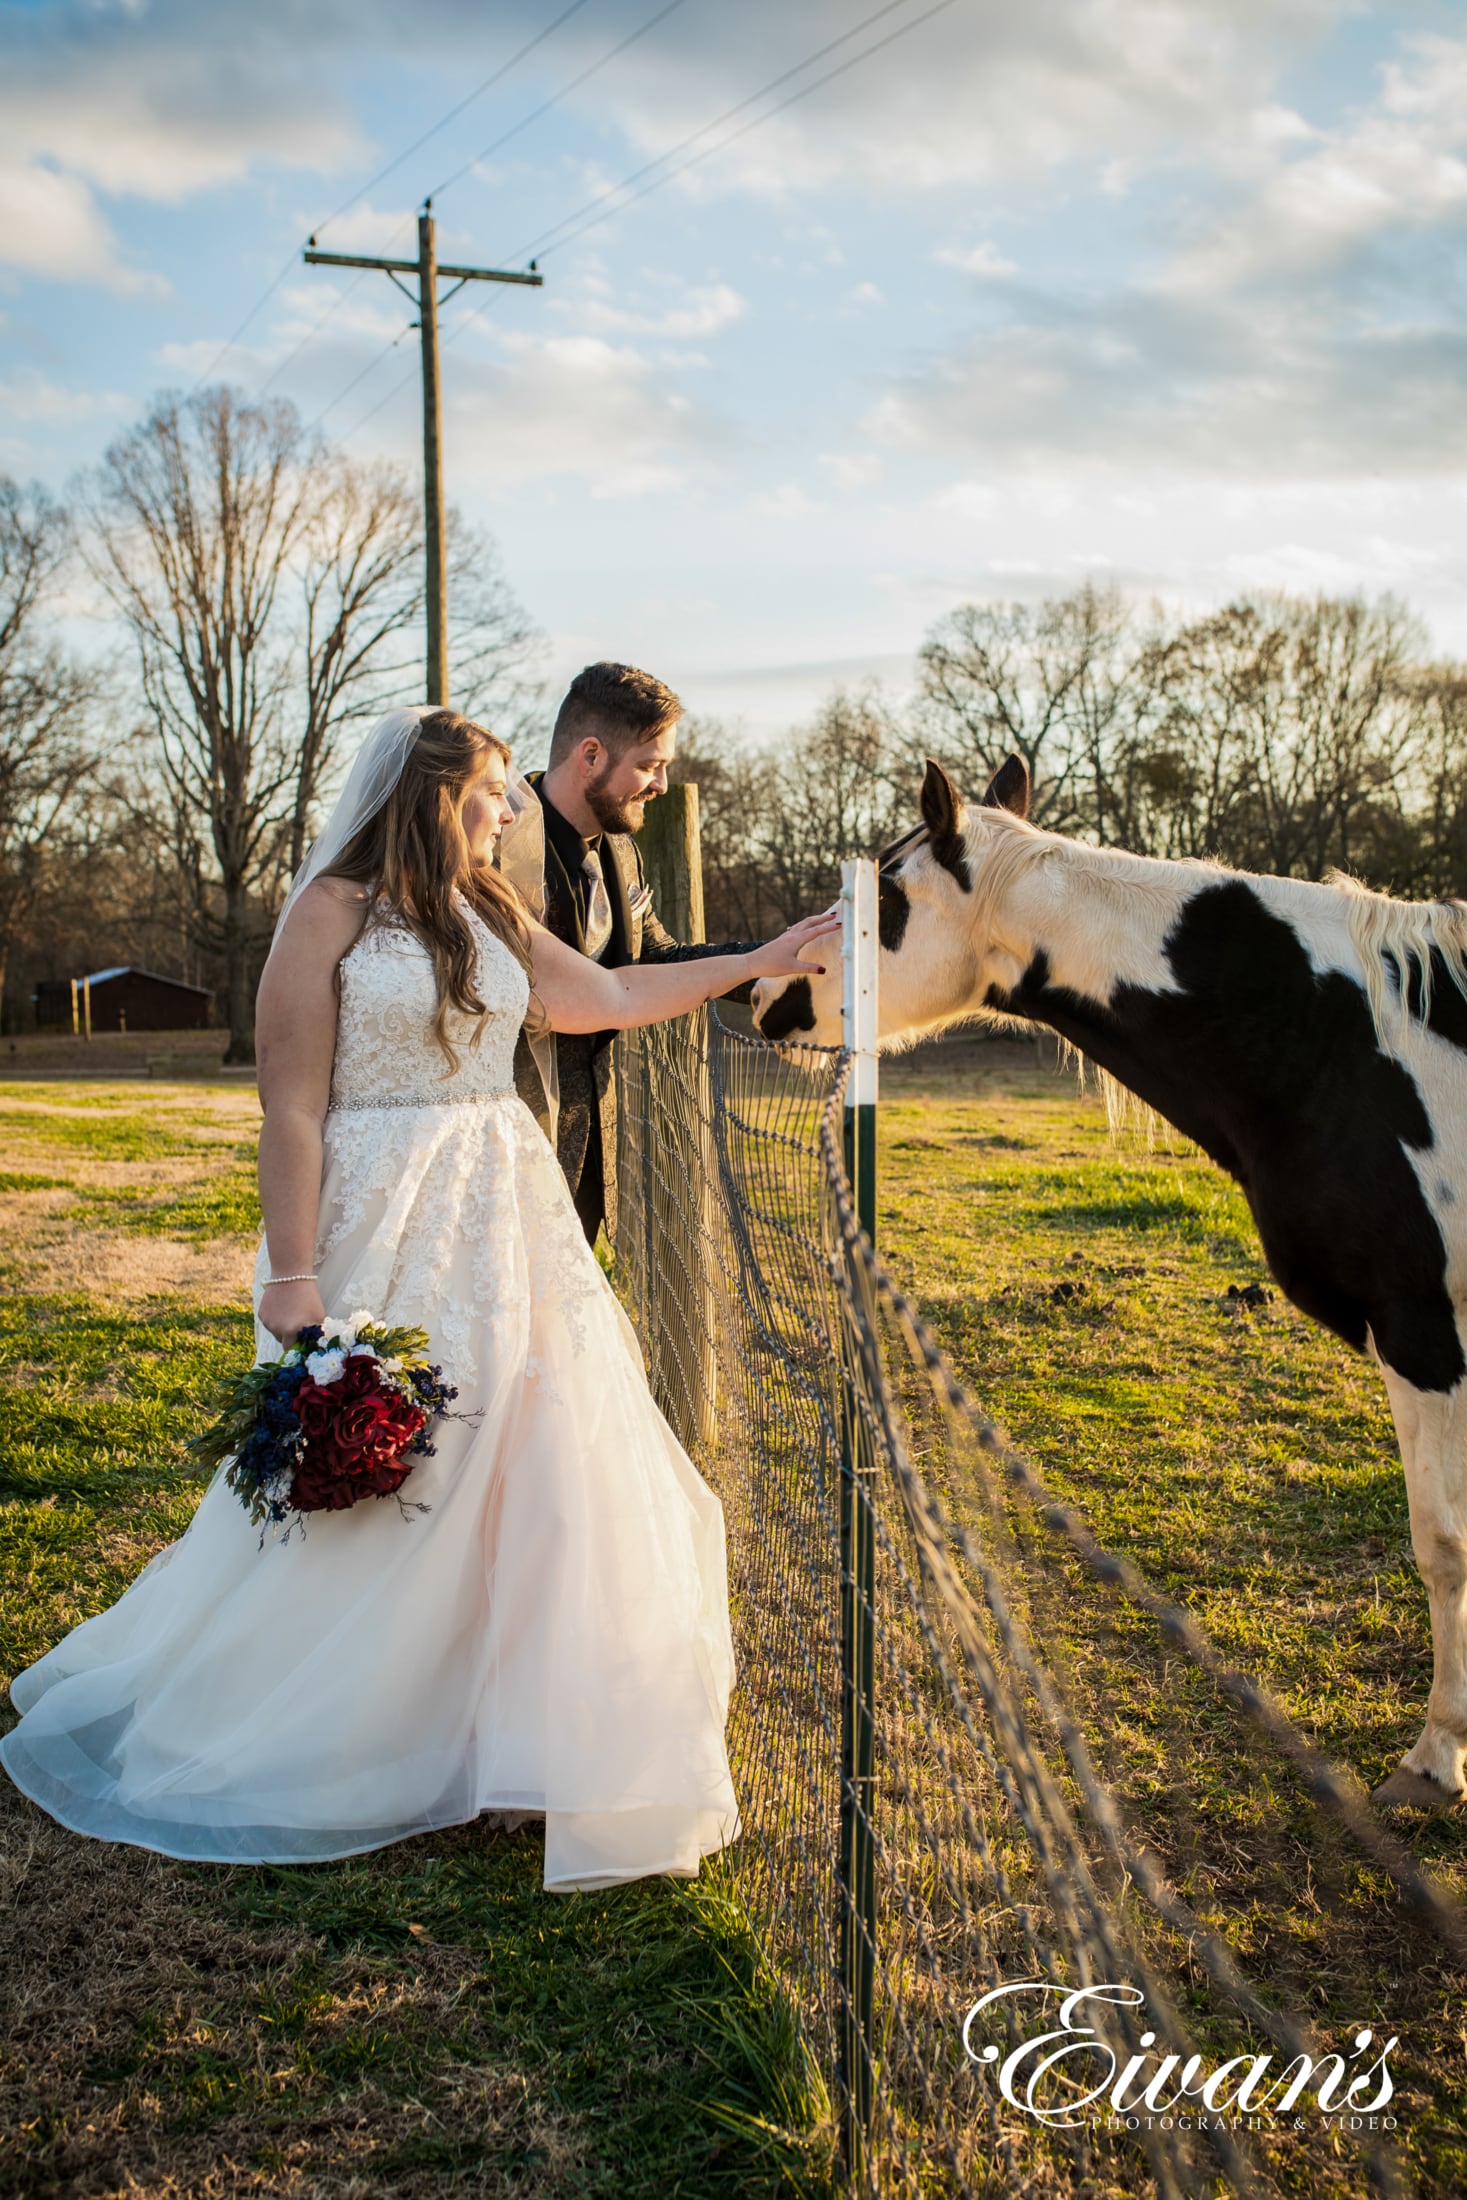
<box><xmin>330</xmin><ymin>902</ymin><xmax>529</xmax><ymax>1111</ymax></box>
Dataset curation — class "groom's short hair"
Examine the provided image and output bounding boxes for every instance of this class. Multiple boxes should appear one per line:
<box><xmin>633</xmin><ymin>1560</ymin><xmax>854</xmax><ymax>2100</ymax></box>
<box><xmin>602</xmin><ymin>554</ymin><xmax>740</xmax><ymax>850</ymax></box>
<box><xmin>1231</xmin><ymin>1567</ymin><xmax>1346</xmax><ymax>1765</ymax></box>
<box><xmin>549</xmin><ymin>661</ymin><xmax>683</xmax><ymax>764</ymax></box>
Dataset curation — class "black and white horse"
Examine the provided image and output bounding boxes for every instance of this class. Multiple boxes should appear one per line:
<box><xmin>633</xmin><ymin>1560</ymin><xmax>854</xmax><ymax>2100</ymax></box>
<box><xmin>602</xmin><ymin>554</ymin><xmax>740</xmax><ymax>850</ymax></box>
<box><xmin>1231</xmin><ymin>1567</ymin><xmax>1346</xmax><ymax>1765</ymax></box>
<box><xmin>752</xmin><ymin>755</ymin><xmax>1467</xmax><ymax>1812</ymax></box>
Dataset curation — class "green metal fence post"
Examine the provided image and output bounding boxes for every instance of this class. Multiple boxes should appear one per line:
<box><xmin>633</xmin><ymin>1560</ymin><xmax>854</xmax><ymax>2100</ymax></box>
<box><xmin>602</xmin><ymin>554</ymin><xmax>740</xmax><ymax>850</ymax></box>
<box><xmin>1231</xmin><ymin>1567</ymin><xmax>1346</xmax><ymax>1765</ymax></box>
<box><xmin>838</xmin><ymin>856</ymin><xmax>878</xmax><ymax>2180</ymax></box>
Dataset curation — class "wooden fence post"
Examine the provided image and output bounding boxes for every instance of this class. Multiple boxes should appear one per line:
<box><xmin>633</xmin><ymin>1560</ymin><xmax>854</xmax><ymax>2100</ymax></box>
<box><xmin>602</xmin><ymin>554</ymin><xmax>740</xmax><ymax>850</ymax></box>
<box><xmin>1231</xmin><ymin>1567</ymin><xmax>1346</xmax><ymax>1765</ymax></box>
<box><xmin>638</xmin><ymin>782</ymin><xmax>706</xmax><ymax>944</ymax></box>
<box><xmin>632</xmin><ymin>783</ymin><xmax>717</xmax><ymax>1450</ymax></box>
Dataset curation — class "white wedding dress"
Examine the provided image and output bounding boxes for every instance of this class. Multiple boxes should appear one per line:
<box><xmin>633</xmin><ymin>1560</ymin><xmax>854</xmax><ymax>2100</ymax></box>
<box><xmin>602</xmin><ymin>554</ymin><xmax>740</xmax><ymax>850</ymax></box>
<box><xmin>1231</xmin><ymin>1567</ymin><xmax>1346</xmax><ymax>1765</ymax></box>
<box><xmin>0</xmin><ymin>904</ymin><xmax>741</xmax><ymax>1892</ymax></box>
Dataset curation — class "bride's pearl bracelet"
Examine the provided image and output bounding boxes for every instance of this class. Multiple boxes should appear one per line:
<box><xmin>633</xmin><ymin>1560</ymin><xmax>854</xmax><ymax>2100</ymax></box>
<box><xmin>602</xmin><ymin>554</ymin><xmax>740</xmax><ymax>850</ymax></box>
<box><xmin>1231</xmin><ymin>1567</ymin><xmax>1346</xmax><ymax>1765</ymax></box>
<box><xmin>267</xmin><ymin>1273</ymin><xmax>317</xmax><ymax>1286</ymax></box>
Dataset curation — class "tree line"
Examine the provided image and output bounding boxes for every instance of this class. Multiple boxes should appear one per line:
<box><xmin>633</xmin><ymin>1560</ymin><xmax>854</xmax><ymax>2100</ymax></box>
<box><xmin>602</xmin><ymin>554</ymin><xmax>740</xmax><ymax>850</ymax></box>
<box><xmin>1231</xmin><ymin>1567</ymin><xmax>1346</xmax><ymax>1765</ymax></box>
<box><xmin>7</xmin><ymin>384</ymin><xmax>1467</xmax><ymax>1053</ymax></box>
<box><xmin>674</xmin><ymin>584</ymin><xmax>1467</xmax><ymax>942</ymax></box>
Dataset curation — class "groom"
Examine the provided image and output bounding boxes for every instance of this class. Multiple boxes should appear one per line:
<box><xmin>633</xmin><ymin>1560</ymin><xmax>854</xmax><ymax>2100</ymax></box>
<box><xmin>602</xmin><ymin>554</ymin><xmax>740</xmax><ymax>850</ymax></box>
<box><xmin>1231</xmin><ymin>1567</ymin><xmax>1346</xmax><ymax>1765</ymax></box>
<box><xmin>513</xmin><ymin>661</ymin><xmax>755</xmax><ymax>1248</ymax></box>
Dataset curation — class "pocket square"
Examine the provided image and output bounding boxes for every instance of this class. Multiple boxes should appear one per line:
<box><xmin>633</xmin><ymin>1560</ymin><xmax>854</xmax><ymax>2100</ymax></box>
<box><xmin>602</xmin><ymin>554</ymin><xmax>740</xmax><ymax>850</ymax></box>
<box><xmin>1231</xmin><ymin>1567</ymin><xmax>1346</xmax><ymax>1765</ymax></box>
<box><xmin>627</xmin><ymin>882</ymin><xmax>654</xmax><ymax>920</ymax></box>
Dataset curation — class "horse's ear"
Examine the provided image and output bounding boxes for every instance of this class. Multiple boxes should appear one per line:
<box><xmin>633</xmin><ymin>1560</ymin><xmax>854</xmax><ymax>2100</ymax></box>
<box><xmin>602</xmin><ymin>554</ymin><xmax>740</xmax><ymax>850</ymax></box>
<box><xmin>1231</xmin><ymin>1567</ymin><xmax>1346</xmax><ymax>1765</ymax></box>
<box><xmin>980</xmin><ymin>753</ymin><xmax>1030</xmax><ymax>818</ymax></box>
<box><xmin>920</xmin><ymin>759</ymin><xmax>971</xmax><ymax>890</ymax></box>
<box><xmin>921</xmin><ymin>758</ymin><xmax>964</xmax><ymax>838</ymax></box>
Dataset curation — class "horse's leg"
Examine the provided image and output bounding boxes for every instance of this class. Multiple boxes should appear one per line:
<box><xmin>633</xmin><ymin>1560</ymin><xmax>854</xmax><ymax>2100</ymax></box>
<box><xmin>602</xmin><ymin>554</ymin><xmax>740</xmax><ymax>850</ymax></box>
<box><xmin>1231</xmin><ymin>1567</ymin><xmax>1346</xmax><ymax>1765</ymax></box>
<box><xmin>1371</xmin><ymin>1358</ymin><xmax>1467</xmax><ymax>1809</ymax></box>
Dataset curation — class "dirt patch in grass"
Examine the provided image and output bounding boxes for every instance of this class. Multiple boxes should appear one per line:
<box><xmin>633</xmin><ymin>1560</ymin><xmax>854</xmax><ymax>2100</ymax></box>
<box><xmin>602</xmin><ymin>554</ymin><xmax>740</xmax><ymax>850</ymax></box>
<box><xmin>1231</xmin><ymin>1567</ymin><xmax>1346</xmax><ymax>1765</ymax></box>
<box><xmin>0</xmin><ymin>1086</ymin><xmax>261</xmax><ymax>1297</ymax></box>
<box><xmin>3</xmin><ymin>1230</ymin><xmax>256</xmax><ymax>1305</ymax></box>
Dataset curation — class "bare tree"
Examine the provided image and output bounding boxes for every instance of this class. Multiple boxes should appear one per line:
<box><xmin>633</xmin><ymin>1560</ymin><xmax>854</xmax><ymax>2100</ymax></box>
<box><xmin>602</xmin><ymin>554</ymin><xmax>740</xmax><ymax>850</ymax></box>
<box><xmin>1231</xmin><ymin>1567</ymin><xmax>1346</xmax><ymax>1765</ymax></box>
<box><xmin>909</xmin><ymin>583</ymin><xmax>1135</xmax><ymax>833</ymax></box>
<box><xmin>289</xmin><ymin>480</ymin><xmax>544</xmax><ymax>876</ymax></box>
<box><xmin>667</xmin><ymin>716</ymin><xmax>772</xmax><ymax>937</ymax></box>
<box><xmin>755</xmin><ymin>686</ymin><xmax>901</xmax><ymax>923</ymax></box>
<box><xmin>0</xmin><ymin>479</ymin><xmax>103</xmax><ymax>1027</ymax></box>
<box><xmin>444</xmin><ymin>509</ymin><xmax>546</xmax><ymax>755</ymax></box>
<box><xmin>1396</xmin><ymin>664</ymin><xmax>1467</xmax><ymax>897</ymax></box>
<box><xmin>83</xmin><ymin>385</ymin><xmax>542</xmax><ymax>1060</ymax></box>
<box><xmin>82</xmin><ymin>390</ymin><xmax>317</xmax><ymax>1058</ymax></box>
<box><xmin>1132</xmin><ymin>595</ymin><xmax>1422</xmax><ymax>877</ymax></box>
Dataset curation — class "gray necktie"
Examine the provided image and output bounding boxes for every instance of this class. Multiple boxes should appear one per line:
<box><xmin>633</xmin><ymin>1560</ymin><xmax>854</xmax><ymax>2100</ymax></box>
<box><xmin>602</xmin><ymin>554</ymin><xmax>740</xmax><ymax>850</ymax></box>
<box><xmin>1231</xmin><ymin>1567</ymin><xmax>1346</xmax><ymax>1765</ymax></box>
<box><xmin>582</xmin><ymin>845</ymin><xmax>614</xmax><ymax>962</ymax></box>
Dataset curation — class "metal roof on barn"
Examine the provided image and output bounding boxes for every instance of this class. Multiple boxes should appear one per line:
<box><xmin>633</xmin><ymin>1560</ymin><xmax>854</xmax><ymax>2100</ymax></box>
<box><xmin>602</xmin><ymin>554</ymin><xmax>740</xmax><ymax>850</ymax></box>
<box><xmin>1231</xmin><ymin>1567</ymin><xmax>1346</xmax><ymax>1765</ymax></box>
<box><xmin>77</xmin><ymin>965</ymin><xmax>213</xmax><ymax>995</ymax></box>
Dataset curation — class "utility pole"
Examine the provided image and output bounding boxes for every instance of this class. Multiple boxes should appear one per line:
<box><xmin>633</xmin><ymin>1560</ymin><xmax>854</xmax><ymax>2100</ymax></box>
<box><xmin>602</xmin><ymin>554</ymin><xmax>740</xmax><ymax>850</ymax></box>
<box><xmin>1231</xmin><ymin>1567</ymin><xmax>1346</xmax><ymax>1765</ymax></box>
<box><xmin>304</xmin><ymin>205</ymin><xmax>543</xmax><ymax>706</ymax></box>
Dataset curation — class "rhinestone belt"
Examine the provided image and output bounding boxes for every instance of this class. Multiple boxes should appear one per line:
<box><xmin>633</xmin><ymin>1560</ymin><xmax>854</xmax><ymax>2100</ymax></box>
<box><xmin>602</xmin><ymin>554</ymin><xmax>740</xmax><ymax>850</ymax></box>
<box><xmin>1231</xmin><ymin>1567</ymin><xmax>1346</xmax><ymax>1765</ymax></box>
<box><xmin>327</xmin><ymin>1090</ymin><xmax>519</xmax><ymax>1113</ymax></box>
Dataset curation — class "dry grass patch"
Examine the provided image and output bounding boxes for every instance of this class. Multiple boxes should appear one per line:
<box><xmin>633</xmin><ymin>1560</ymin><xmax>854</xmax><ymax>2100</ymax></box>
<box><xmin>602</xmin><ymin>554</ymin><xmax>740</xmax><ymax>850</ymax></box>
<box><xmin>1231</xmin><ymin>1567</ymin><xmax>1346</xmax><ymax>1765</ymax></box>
<box><xmin>0</xmin><ymin>1083</ymin><xmax>261</xmax><ymax>1304</ymax></box>
<box><xmin>7</xmin><ymin>1232</ymin><xmax>257</xmax><ymax>1305</ymax></box>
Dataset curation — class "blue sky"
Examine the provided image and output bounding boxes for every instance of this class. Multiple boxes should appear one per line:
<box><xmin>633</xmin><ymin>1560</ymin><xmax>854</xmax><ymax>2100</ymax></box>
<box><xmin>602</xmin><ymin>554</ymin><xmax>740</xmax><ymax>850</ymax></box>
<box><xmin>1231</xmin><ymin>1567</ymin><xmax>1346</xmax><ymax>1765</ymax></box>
<box><xmin>3</xmin><ymin>0</ymin><xmax>1466</xmax><ymax>739</ymax></box>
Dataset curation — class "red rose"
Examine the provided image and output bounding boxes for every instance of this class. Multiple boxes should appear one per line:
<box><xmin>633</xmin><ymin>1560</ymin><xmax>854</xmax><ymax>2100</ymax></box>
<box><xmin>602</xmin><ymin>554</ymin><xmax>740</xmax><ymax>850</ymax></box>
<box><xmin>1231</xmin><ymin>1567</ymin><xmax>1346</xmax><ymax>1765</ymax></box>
<box><xmin>290</xmin><ymin>1353</ymin><xmax>427</xmax><ymax>1513</ymax></box>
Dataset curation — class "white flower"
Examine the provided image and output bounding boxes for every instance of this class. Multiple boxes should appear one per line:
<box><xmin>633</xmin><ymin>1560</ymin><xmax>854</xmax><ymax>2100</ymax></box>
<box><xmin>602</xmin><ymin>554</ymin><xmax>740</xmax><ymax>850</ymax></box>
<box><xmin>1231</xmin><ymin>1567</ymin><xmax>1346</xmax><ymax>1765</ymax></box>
<box><xmin>347</xmin><ymin>1340</ymin><xmax>376</xmax><ymax>1360</ymax></box>
<box><xmin>305</xmin><ymin>1347</ymin><xmax>347</xmax><ymax>1385</ymax></box>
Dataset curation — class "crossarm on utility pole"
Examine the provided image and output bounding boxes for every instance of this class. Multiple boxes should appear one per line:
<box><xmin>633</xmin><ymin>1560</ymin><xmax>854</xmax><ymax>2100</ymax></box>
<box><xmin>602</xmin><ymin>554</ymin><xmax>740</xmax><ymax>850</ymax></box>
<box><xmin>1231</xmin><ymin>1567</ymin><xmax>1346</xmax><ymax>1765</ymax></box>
<box><xmin>302</xmin><ymin>251</ymin><xmax>543</xmax><ymax>286</ymax></box>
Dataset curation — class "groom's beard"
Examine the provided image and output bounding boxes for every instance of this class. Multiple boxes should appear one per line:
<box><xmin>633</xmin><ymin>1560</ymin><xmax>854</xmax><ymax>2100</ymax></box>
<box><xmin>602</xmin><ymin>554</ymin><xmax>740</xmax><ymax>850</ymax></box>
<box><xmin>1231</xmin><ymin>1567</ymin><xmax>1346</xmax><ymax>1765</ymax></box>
<box><xmin>584</xmin><ymin>771</ymin><xmax>656</xmax><ymax>836</ymax></box>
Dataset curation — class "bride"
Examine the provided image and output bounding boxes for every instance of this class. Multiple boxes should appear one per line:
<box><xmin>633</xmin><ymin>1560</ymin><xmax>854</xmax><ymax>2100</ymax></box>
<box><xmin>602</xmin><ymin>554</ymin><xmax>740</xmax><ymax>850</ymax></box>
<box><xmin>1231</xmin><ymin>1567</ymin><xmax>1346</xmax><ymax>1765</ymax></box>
<box><xmin>0</xmin><ymin>705</ymin><xmax>838</xmax><ymax>1893</ymax></box>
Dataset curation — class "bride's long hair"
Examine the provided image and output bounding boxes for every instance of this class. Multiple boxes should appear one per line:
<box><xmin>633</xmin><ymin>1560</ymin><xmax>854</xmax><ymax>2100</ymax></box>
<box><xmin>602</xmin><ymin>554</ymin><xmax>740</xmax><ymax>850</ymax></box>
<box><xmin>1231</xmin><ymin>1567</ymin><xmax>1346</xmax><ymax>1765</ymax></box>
<box><xmin>326</xmin><ymin>711</ymin><xmax>533</xmax><ymax>1063</ymax></box>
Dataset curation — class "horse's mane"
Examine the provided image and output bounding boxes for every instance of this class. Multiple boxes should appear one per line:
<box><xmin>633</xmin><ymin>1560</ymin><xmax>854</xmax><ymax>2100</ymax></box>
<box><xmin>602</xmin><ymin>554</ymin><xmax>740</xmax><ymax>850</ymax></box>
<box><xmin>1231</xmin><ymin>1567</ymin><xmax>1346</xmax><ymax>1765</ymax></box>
<box><xmin>1326</xmin><ymin>872</ymin><xmax>1467</xmax><ymax>1050</ymax></box>
<box><xmin>961</xmin><ymin>807</ymin><xmax>1467</xmax><ymax>1060</ymax></box>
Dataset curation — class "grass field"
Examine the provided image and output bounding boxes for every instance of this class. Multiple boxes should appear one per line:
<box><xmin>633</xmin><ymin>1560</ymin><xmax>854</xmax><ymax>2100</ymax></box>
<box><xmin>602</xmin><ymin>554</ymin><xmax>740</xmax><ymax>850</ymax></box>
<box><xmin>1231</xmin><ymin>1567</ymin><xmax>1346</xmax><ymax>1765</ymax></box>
<box><xmin>876</xmin><ymin>1036</ymin><xmax>1467</xmax><ymax>2198</ymax></box>
<box><xmin>0</xmin><ymin>1081</ymin><xmax>832</xmax><ymax>2200</ymax></box>
<box><xmin>3</xmin><ymin>1051</ymin><xmax>1466</xmax><ymax>2196</ymax></box>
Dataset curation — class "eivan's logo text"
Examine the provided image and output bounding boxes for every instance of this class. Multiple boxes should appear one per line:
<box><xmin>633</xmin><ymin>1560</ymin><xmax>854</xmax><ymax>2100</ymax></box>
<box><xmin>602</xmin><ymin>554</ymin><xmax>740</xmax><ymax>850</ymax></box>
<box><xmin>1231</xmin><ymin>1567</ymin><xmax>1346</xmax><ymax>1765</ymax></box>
<box><xmin>962</xmin><ymin>1983</ymin><xmax>1398</xmax><ymax>2131</ymax></box>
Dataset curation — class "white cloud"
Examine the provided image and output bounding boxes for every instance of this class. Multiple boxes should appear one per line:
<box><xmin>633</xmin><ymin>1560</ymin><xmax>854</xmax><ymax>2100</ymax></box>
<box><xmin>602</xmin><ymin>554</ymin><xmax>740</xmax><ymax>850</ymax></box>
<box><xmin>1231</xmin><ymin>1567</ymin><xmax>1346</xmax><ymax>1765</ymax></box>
<box><xmin>437</xmin><ymin>328</ymin><xmax>733</xmax><ymax>500</ymax></box>
<box><xmin>569</xmin><ymin>282</ymin><xmax>746</xmax><ymax>340</ymax></box>
<box><xmin>751</xmin><ymin>482</ymin><xmax>816</xmax><ymax>517</ymax></box>
<box><xmin>866</xmin><ymin>290</ymin><xmax>1467</xmax><ymax>480</ymax></box>
<box><xmin>0</xmin><ymin>371</ymin><xmax>131</xmax><ymax>424</ymax></box>
<box><xmin>586</xmin><ymin>0</ymin><xmax>1349</xmax><ymax>197</ymax></box>
<box><xmin>845</xmin><ymin>280</ymin><xmax>885</xmax><ymax>308</ymax></box>
<box><xmin>820</xmin><ymin>451</ymin><xmax>884</xmax><ymax>491</ymax></box>
<box><xmin>865</xmin><ymin>30</ymin><xmax>1467</xmax><ymax>486</ymax></box>
<box><xmin>1164</xmin><ymin>33</ymin><xmax>1467</xmax><ymax>295</ymax></box>
<box><xmin>934</xmin><ymin>240</ymin><xmax>1017</xmax><ymax>278</ymax></box>
<box><xmin>0</xmin><ymin>0</ymin><xmax>363</xmax><ymax>291</ymax></box>
<box><xmin>0</xmin><ymin>159</ymin><xmax>164</xmax><ymax>295</ymax></box>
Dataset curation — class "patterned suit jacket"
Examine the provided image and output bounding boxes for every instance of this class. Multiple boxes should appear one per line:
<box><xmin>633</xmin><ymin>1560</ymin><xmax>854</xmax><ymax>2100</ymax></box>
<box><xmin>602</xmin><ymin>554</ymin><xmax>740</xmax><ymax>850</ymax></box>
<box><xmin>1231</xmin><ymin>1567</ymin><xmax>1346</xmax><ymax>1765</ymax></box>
<box><xmin>510</xmin><ymin>772</ymin><xmax>754</xmax><ymax>1245</ymax></box>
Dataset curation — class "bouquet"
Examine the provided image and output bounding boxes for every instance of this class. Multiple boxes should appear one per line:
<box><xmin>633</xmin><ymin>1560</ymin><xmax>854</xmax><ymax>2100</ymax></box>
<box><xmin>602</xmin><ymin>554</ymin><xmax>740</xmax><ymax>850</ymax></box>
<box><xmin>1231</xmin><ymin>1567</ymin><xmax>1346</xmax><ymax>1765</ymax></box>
<box><xmin>190</xmin><ymin>1312</ymin><xmax>460</xmax><ymax>1533</ymax></box>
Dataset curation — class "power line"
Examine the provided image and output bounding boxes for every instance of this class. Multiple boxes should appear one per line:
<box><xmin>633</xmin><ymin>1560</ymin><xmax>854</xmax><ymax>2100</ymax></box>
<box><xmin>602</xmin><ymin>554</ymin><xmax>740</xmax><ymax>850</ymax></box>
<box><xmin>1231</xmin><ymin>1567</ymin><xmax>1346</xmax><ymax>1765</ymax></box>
<box><xmin>190</xmin><ymin>1</ymin><xmax>592</xmax><ymax>392</ymax></box>
<box><xmin>307</xmin><ymin>321</ymin><xmax>416</xmax><ymax>433</ymax></box>
<box><xmin>331</xmin><ymin>0</ymin><xmax>964</xmax><ymax>448</ymax></box>
<box><xmin>256</xmin><ymin>215</ymin><xmax>418</xmax><ymax>401</ymax></box>
<box><xmin>336</xmin><ymin>360</ymin><xmax>422</xmax><ymax>442</ymax></box>
<box><xmin>312</xmin><ymin>0</ymin><xmax>596</xmax><ymax>241</ymax></box>
<box><xmin>253</xmin><ymin>0</ymin><xmax>663</xmax><ymax>421</ymax></box>
<box><xmin>417</xmin><ymin>0</ymin><xmax>959</xmax><ymax>410</ymax></box>
<box><xmin>507</xmin><ymin>0</ymin><xmax>922</xmax><ymax>265</ymax></box>
<box><xmin>536</xmin><ymin>0</ymin><xmax>963</xmax><ymax>263</ymax></box>
<box><xmin>426</xmin><ymin>0</ymin><xmax>690</xmax><ymax>202</ymax></box>
<box><xmin>338</xmin><ymin>357</ymin><xmax>422</xmax><ymax>443</ymax></box>
<box><xmin>190</xmin><ymin>255</ymin><xmax>299</xmax><ymax>393</ymax></box>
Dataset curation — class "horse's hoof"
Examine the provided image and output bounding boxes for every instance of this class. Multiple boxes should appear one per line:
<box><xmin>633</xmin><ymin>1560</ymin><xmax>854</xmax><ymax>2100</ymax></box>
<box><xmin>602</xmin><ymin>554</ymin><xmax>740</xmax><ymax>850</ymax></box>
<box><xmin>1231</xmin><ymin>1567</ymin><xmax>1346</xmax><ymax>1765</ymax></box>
<box><xmin>1371</xmin><ymin>1767</ymin><xmax>1463</xmax><ymax>1812</ymax></box>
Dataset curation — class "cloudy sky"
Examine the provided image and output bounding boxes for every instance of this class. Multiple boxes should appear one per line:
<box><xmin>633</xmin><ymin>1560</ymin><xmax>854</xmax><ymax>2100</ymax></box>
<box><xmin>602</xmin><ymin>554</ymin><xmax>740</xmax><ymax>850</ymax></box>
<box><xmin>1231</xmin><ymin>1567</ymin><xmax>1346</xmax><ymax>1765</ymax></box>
<box><xmin>3</xmin><ymin>0</ymin><xmax>1466</xmax><ymax>737</ymax></box>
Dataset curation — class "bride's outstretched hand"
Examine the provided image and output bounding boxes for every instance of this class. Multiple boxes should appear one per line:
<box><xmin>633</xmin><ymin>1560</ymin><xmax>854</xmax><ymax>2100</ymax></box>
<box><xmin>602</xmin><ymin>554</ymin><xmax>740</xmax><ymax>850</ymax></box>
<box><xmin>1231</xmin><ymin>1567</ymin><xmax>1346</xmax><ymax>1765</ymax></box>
<box><xmin>747</xmin><ymin>906</ymin><xmax>842</xmax><ymax>980</ymax></box>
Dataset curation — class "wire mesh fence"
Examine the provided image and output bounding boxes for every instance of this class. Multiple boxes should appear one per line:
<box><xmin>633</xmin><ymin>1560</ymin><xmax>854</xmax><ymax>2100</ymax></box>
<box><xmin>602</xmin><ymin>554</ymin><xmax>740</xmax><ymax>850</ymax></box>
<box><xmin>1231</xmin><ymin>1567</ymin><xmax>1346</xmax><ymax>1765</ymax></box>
<box><xmin>614</xmin><ymin>1002</ymin><xmax>1467</xmax><ymax>2200</ymax></box>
